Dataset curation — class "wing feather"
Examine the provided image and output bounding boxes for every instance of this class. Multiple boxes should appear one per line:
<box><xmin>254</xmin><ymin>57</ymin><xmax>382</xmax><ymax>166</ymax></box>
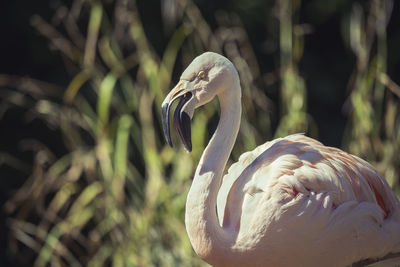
<box><xmin>217</xmin><ymin>134</ymin><xmax>398</xmax><ymax>228</ymax></box>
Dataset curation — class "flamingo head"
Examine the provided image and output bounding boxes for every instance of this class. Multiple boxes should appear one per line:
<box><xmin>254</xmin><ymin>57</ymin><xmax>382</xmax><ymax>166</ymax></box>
<box><xmin>161</xmin><ymin>52</ymin><xmax>238</xmax><ymax>152</ymax></box>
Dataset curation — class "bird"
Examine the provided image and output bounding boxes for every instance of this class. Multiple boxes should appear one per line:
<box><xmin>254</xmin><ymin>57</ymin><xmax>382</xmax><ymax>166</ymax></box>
<box><xmin>161</xmin><ymin>52</ymin><xmax>400</xmax><ymax>267</ymax></box>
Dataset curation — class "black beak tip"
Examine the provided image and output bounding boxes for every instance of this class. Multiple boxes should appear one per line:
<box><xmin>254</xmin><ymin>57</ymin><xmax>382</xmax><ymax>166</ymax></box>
<box><xmin>161</xmin><ymin>103</ymin><xmax>173</xmax><ymax>147</ymax></box>
<box><xmin>180</xmin><ymin>111</ymin><xmax>192</xmax><ymax>152</ymax></box>
<box><xmin>184</xmin><ymin>144</ymin><xmax>192</xmax><ymax>152</ymax></box>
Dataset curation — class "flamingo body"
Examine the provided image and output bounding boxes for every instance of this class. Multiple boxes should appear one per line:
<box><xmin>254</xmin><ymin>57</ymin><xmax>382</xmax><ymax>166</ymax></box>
<box><xmin>217</xmin><ymin>134</ymin><xmax>399</xmax><ymax>266</ymax></box>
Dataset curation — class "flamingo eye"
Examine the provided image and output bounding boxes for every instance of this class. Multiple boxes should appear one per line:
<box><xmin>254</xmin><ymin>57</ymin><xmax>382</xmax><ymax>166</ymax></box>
<box><xmin>198</xmin><ymin>71</ymin><xmax>206</xmax><ymax>79</ymax></box>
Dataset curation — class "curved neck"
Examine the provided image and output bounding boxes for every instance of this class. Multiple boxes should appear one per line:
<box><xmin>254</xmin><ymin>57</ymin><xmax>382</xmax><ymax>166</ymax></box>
<box><xmin>185</xmin><ymin>81</ymin><xmax>241</xmax><ymax>265</ymax></box>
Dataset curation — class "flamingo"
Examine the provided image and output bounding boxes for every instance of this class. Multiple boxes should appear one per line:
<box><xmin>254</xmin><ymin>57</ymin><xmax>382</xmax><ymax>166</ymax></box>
<box><xmin>161</xmin><ymin>52</ymin><xmax>400</xmax><ymax>267</ymax></box>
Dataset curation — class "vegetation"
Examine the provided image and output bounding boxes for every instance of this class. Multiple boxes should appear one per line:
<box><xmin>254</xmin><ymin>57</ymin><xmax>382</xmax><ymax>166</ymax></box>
<box><xmin>1</xmin><ymin>0</ymin><xmax>399</xmax><ymax>266</ymax></box>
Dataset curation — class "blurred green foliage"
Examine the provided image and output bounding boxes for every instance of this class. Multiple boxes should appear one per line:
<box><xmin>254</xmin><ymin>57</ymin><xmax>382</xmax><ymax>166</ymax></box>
<box><xmin>1</xmin><ymin>0</ymin><xmax>399</xmax><ymax>266</ymax></box>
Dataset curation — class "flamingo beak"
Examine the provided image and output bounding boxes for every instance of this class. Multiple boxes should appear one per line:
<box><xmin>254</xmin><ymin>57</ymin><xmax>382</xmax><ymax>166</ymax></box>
<box><xmin>161</xmin><ymin>82</ymin><xmax>194</xmax><ymax>152</ymax></box>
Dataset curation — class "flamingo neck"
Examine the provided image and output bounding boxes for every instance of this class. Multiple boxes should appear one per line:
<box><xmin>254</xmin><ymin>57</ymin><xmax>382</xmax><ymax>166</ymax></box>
<box><xmin>185</xmin><ymin>81</ymin><xmax>241</xmax><ymax>265</ymax></box>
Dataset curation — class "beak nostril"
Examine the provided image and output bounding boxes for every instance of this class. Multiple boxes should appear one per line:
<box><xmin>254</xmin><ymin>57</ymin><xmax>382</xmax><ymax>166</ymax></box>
<box><xmin>183</xmin><ymin>92</ymin><xmax>192</xmax><ymax>99</ymax></box>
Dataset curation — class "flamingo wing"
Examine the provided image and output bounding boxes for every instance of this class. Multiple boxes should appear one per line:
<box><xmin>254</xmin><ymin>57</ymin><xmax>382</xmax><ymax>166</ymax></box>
<box><xmin>216</xmin><ymin>134</ymin><xmax>400</xmax><ymax>266</ymax></box>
